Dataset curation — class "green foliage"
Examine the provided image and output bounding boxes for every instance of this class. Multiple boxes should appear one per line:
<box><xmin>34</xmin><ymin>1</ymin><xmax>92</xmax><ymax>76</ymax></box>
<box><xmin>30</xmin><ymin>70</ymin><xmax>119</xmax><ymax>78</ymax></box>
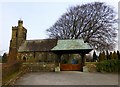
<box><xmin>106</xmin><ymin>50</ymin><xmax>110</xmax><ymax>60</ymax></box>
<box><xmin>0</xmin><ymin>56</ymin><xmax>2</xmax><ymax>63</ymax></box>
<box><xmin>98</xmin><ymin>51</ymin><xmax>106</xmax><ymax>61</ymax></box>
<box><xmin>117</xmin><ymin>51</ymin><xmax>120</xmax><ymax>60</ymax></box>
<box><xmin>61</xmin><ymin>55</ymin><xmax>69</xmax><ymax>64</ymax></box>
<box><xmin>113</xmin><ymin>51</ymin><xmax>118</xmax><ymax>59</ymax></box>
<box><xmin>98</xmin><ymin>51</ymin><xmax>120</xmax><ymax>62</ymax></box>
<box><xmin>98</xmin><ymin>52</ymin><xmax>102</xmax><ymax>61</ymax></box>
<box><xmin>102</xmin><ymin>51</ymin><xmax>107</xmax><ymax>60</ymax></box>
<box><xmin>109</xmin><ymin>52</ymin><xmax>113</xmax><ymax>59</ymax></box>
<box><xmin>96</xmin><ymin>51</ymin><xmax>120</xmax><ymax>73</ymax></box>
<box><xmin>96</xmin><ymin>59</ymin><xmax>120</xmax><ymax>72</ymax></box>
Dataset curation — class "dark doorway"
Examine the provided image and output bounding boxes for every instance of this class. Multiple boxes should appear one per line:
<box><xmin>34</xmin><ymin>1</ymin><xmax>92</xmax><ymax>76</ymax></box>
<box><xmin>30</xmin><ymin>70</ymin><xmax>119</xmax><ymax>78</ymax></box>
<box><xmin>23</xmin><ymin>56</ymin><xmax>26</xmax><ymax>62</ymax></box>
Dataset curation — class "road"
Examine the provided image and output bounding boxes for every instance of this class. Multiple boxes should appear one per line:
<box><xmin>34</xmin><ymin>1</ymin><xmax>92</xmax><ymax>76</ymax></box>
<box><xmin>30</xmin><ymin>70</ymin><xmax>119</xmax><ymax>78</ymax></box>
<box><xmin>15</xmin><ymin>71</ymin><xmax>118</xmax><ymax>85</ymax></box>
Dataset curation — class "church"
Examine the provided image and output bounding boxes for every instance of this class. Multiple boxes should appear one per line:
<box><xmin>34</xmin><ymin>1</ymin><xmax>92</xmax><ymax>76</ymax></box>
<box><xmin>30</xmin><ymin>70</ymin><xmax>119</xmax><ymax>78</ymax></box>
<box><xmin>8</xmin><ymin>20</ymin><xmax>92</xmax><ymax>71</ymax></box>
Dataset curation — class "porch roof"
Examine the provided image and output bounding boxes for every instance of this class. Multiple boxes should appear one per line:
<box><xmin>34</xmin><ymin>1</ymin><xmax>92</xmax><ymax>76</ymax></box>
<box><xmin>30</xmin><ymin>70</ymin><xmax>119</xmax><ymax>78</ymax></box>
<box><xmin>51</xmin><ymin>39</ymin><xmax>92</xmax><ymax>51</ymax></box>
<box><xmin>51</xmin><ymin>39</ymin><xmax>92</xmax><ymax>54</ymax></box>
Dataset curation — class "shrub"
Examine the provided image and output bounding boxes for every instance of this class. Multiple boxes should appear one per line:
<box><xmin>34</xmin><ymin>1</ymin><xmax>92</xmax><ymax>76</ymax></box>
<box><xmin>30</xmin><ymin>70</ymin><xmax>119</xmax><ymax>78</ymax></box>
<box><xmin>96</xmin><ymin>59</ymin><xmax>120</xmax><ymax>72</ymax></box>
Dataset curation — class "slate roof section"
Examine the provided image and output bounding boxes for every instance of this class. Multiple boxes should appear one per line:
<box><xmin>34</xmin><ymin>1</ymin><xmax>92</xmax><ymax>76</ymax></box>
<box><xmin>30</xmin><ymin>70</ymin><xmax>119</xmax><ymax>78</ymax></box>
<box><xmin>51</xmin><ymin>39</ymin><xmax>92</xmax><ymax>51</ymax></box>
<box><xmin>18</xmin><ymin>39</ymin><xmax>57</xmax><ymax>52</ymax></box>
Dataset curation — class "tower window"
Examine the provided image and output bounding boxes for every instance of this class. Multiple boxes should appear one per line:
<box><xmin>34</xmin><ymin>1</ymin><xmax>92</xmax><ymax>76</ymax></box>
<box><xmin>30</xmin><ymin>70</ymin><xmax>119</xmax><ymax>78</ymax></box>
<box><xmin>16</xmin><ymin>33</ymin><xmax>18</xmax><ymax>37</ymax></box>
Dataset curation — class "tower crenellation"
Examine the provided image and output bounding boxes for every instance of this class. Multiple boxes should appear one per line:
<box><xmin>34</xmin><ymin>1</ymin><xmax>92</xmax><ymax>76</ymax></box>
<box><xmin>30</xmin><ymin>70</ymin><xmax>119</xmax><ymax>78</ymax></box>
<box><xmin>17</xmin><ymin>20</ymin><xmax>27</xmax><ymax>48</ymax></box>
<box><xmin>18</xmin><ymin>20</ymin><xmax>23</xmax><ymax>28</ymax></box>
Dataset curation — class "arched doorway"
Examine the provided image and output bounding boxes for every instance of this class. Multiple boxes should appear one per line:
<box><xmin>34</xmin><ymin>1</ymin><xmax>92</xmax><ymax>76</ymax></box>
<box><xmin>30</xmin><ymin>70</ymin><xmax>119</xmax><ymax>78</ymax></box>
<box><xmin>23</xmin><ymin>56</ymin><xmax>26</xmax><ymax>62</ymax></box>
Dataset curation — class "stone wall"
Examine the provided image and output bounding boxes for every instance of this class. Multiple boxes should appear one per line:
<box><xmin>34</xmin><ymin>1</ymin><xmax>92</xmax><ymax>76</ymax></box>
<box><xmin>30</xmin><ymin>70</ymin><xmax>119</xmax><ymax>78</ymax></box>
<box><xmin>23</xmin><ymin>63</ymin><xmax>56</xmax><ymax>72</ymax></box>
<box><xmin>84</xmin><ymin>62</ymin><xmax>97</xmax><ymax>72</ymax></box>
<box><xmin>18</xmin><ymin>52</ymin><xmax>57</xmax><ymax>63</ymax></box>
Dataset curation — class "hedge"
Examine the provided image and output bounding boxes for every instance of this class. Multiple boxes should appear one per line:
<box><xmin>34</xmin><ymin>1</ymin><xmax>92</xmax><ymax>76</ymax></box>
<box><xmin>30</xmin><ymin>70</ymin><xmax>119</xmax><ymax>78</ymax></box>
<box><xmin>96</xmin><ymin>59</ymin><xmax>120</xmax><ymax>72</ymax></box>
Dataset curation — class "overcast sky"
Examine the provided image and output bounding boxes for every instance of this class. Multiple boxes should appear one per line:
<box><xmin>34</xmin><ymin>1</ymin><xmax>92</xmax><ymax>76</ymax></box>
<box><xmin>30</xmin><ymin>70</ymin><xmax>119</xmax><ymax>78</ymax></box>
<box><xmin>0</xmin><ymin>0</ymin><xmax>119</xmax><ymax>54</ymax></box>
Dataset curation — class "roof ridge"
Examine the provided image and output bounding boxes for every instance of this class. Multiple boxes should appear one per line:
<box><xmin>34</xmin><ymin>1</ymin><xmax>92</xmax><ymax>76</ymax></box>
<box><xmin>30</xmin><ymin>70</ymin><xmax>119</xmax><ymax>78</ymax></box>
<box><xmin>26</xmin><ymin>39</ymin><xmax>57</xmax><ymax>41</ymax></box>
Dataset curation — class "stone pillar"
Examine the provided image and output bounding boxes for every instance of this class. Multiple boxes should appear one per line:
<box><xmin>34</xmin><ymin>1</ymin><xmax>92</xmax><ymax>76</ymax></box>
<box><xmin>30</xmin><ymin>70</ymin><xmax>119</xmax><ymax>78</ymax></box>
<box><xmin>80</xmin><ymin>53</ymin><xmax>85</xmax><ymax>72</ymax></box>
<box><xmin>55</xmin><ymin>54</ymin><xmax>62</xmax><ymax>72</ymax></box>
<box><xmin>56</xmin><ymin>54</ymin><xmax>62</xmax><ymax>66</ymax></box>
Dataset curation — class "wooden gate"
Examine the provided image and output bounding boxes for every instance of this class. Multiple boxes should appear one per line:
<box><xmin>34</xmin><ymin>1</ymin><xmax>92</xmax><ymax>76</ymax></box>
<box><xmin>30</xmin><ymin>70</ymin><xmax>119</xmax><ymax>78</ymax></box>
<box><xmin>60</xmin><ymin>64</ymin><xmax>82</xmax><ymax>71</ymax></box>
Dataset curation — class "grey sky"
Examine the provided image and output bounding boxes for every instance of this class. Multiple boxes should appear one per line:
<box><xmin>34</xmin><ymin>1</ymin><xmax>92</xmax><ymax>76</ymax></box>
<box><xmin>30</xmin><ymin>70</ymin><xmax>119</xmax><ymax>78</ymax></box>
<box><xmin>0</xmin><ymin>0</ymin><xmax>119</xmax><ymax>54</ymax></box>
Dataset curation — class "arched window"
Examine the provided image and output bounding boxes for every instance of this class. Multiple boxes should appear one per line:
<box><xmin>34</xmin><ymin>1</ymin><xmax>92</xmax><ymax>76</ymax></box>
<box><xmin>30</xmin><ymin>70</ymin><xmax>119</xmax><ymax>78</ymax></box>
<box><xmin>23</xmin><ymin>56</ymin><xmax>26</xmax><ymax>62</ymax></box>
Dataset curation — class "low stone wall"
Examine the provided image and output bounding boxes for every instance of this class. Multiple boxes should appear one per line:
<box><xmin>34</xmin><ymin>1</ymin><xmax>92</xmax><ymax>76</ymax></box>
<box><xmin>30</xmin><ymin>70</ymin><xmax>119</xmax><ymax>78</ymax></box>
<box><xmin>23</xmin><ymin>63</ymin><xmax>56</xmax><ymax>72</ymax></box>
<box><xmin>84</xmin><ymin>62</ymin><xmax>97</xmax><ymax>72</ymax></box>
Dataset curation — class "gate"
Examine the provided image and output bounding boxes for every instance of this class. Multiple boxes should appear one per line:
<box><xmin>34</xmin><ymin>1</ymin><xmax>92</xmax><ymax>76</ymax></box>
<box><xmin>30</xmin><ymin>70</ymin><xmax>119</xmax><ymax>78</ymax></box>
<box><xmin>60</xmin><ymin>64</ymin><xmax>82</xmax><ymax>71</ymax></box>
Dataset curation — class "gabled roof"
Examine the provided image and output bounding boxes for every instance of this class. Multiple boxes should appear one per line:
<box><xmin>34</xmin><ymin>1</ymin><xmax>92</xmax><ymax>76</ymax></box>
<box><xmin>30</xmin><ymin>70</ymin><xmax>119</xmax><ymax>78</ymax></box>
<box><xmin>18</xmin><ymin>39</ymin><xmax>92</xmax><ymax>53</ymax></box>
<box><xmin>18</xmin><ymin>39</ymin><xmax>57</xmax><ymax>52</ymax></box>
<box><xmin>51</xmin><ymin>39</ymin><xmax>92</xmax><ymax>51</ymax></box>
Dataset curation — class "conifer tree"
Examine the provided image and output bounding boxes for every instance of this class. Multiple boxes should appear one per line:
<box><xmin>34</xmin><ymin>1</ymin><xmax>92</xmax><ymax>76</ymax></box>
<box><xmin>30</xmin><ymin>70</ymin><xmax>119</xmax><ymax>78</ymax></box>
<box><xmin>106</xmin><ymin>50</ymin><xmax>110</xmax><ymax>60</ymax></box>
<box><xmin>102</xmin><ymin>51</ymin><xmax>107</xmax><ymax>60</ymax></box>
<box><xmin>113</xmin><ymin>51</ymin><xmax>118</xmax><ymax>59</ymax></box>
<box><xmin>2</xmin><ymin>53</ymin><xmax>7</xmax><ymax>63</ymax></box>
<box><xmin>109</xmin><ymin>52</ymin><xmax>113</xmax><ymax>59</ymax></box>
<box><xmin>93</xmin><ymin>51</ymin><xmax>97</xmax><ymax>62</ymax></box>
<box><xmin>117</xmin><ymin>51</ymin><xmax>120</xmax><ymax>60</ymax></box>
<box><xmin>98</xmin><ymin>52</ymin><xmax>101</xmax><ymax>61</ymax></box>
<box><xmin>98</xmin><ymin>52</ymin><xmax>103</xmax><ymax>61</ymax></box>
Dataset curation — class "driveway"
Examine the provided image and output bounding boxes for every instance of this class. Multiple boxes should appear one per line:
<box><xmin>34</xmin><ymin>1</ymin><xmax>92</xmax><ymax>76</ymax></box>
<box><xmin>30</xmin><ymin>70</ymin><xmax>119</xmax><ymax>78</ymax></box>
<box><xmin>15</xmin><ymin>71</ymin><xmax>118</xmax><ymax>85</ymax></box>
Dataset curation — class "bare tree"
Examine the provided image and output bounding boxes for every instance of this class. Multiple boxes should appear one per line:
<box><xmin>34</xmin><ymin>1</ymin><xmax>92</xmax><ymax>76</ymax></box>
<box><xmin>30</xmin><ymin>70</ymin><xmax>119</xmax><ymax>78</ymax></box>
<box><xmin>46</xmin><ymin>2</ymin><xmax>117</xmax><ymax>51</ymax></box>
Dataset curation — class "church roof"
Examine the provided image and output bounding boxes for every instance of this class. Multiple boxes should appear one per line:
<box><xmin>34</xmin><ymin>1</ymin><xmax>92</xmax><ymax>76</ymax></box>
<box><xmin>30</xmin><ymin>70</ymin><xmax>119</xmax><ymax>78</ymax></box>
<box><xmin>18</xmin><ymin>39</ymin><xmax>92</xmax><ymax>53</ymax></box>
<box><xmin>18</xmin><ymin>39</ymin><xmax>57</xmax><ymax>52</ymax></box>
<box><xmin>51</xmin><ymin>39</ymin><xmax>92</xmax><ymax>51</ymax></box>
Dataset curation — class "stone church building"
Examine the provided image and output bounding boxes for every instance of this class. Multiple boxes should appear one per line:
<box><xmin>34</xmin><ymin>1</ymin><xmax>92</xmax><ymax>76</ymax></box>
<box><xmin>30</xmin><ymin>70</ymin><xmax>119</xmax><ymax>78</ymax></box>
<box><xmin>9</xmin><ymin>20</ymin><xmax>58</xmax><ymax>63</ymax></box>
<box><xmin>8</xmin><ymin>20</ymin><xmax>92</xmax><ymax>71</ymax></box>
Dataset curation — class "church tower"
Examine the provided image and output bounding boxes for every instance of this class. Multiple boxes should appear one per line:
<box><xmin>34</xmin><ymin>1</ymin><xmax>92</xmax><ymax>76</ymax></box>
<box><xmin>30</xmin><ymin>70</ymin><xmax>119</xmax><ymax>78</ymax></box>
<box><xmin>9</xmin><ymin>20</ymin><xmax>27</xmax><ymax>62</ymax></box>
<box><xmin>17</xmin><ymin>20</ymin><xmax>27</xmax><ymax>48</ymax></box>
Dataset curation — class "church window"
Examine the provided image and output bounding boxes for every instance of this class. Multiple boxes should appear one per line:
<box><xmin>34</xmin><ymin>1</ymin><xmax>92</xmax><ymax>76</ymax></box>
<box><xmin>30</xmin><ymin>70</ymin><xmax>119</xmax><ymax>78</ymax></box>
<box><xmin>16</xmin><ymin>33</ymin><xmax>18</xmax><ymax>37</ymax></box>
<box><xmin>23</xmin><ymin>56</ymin><xmax>26</xmax><ymax>62</ymax></box>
